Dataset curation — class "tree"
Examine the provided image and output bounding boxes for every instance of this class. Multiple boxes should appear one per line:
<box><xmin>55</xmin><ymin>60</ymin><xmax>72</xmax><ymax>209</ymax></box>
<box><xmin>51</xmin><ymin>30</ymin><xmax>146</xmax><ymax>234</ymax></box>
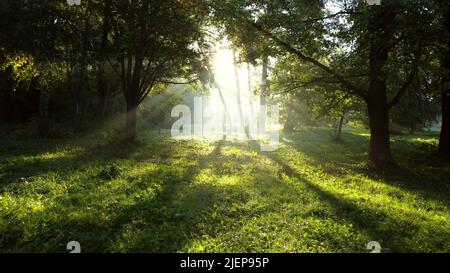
<box><xmin>233</xmin><ymin>50</ymin><xmax>246</xmax><ymax>136</ymax></box>
<box><xmin>106</xmin><ymin>0</ymin><xmax>209</xmax><ymax>142</ymax></box>
<box><xmin>212</xmin><ymin>0</ymin><xmax>433</xmax><ymax>167</ymax></box>
<box><xmin>439</xmin><ymin>3</ymin><xmax>450</xmax><ymax>156</ymax></box>
<box><xmin>0</xmin><ymin>0</ymin><xmax>66</xmax><ymax>136</ymax></box>
<box><xmin>272</xmin><ymin>55</ymin><xmax>364</xmax><ymax>139</ymax></box>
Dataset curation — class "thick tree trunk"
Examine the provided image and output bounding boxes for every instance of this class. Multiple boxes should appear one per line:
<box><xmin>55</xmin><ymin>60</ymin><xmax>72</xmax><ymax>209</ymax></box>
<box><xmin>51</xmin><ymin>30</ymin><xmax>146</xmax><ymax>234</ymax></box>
<box><xmin>122</xmin><ymin>48</ymin><xmax>144</xmax><ymax>143</ymax></box>
<box><xmin>367</xmin><ymin>64</ymin><xmax>395</xmax><ymax>166</ymax></box>
<box><xmin>126</xmin><ymin>102</ymin><xmax>137</xmax><ymax>142</ymax></box>
<box><xmin>368</xmin><ymin>98</ymin><xmax>394</xmax><ymax>165</ymax></box>
<box><xmin>439</xmin><ymin>8</ymin><xmax>450</xmax><ymax>156</ymax></box>
<box><xmin>366</xmin><ymin>7</ymin><xmax>397</xmax><ymax>167</ymax></box>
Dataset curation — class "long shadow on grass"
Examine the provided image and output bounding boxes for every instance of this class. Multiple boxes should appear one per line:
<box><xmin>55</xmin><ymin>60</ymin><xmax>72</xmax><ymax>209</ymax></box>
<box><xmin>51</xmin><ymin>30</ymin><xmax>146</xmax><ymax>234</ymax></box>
<box><xmin>0</xmin><ymin>138</ymin><xmax>182</xmax><ymax>188</ymax></box>
<box><xmin>102</xmin><ymin>140</ymin><xmax>234</xmax><ymax>252</ymax></box>
<box><xmin>253</xmin><ymin>144</ymin><xmax>449</xmax><ymax>252</ymax></box>
<box><xmin>281</xmin><ymin>131</ymin><xmax>450</xmax><ymax>212</ymax></box>
<box><xmin>1</xmin><ymin>140</ymin><xmax>229</xmax><ymax>252</ymax></box>
<box><xmin>281</xmin><ymin>131</ymin><xmax>369</xmax><ymax>172</ymax></box>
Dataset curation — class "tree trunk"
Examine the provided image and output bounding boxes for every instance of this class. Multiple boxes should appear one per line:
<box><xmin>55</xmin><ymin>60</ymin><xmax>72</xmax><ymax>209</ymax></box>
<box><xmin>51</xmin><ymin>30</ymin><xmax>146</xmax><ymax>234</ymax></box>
<box><xmin>215</xmin><ymin>81</ymin><xmax>231</xmax><ymax>139</ymax></box>
<box><xmin>439</xmin><ymin>84</ymin><xmax>450</xmax><ymax>156</ymax></box>
<box><xmin>335</xmin><ymin>113</ymin><xmax>345</xmax><ymax>141</ymax></box>
<box><xmin>259</xmin><ymin>56</ymin><xmax>269</xmax><ymax>136</ymax></box>
<box><xmin>233</xmin><ymin>51</ymin><xmax>247</xmax><ymax>137</ymax></box>
<box><xmin>367</xmin><ymin>53</ymin><xmax>394</xmax><ymax>165</ymax></box>
<box><xmin>96</xmin><ymin>66</ymin><xmax>110</xmax><ymax>120</ymax></box>
<box><xmin>366</xmin><ymin>7</ymin><xmax>397</xmax><ymax>167</ymax></box>
<box><xmin>126</xmin><ymin>102</ymin><xmax>137</xmax><ymax>142</ymax></box>
<box><xmin>121</xmin><ymin>48</ymin><xmax>144</xmax><ymax>143</ymax></box>
<box><xmin>439</xmin><ymin>8</ymin><xmax>450</xmax><ymax>157</ymax></box>
<box><xmin>283</xmin><ymin>117</ymin><xmax>295</xmax><ymax>134</ymax></box>
<box><xmin>96</xmin><ymin>0</ymin><xmax>112</xmax><ymax>120</ymax></box>
<box><xmin>74</xmin><ymin>14</ymin><xmax>91</xmax><ymax>129</ymax></box>
<box><xmin>440</xmin><ymin>59</ymin><xmax>450</xmax><ymax>156</ymax></box>
<box><xmin>283</xmin><ymin>99</ymin><xmax>295</xmax><ymax>134</ymax></box>
<box><xmin>246</xmin><ymin>63</ymin><xmax>255</xmax><ymax>138</ymax></box>
<box><xmin>368</xmin><ymin>99</ymin><xmax>394</xmax><ymax>165</ymax></box>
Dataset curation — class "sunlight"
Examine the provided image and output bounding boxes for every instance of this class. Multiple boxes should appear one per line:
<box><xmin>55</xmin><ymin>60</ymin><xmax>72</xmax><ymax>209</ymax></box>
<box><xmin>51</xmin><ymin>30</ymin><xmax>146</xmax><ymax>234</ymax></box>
<box><xmin>199</xmin><ymin>40</ymin><xmax>262</xmax><ymax>140</ymax></box>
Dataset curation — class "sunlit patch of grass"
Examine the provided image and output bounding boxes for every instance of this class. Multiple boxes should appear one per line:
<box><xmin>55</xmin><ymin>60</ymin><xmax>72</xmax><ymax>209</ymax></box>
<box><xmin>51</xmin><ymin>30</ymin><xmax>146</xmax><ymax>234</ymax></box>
<box><xmin>0</xmin><ymin>128</ymin><xmax>449</xmax><ymax>252</ymax></box>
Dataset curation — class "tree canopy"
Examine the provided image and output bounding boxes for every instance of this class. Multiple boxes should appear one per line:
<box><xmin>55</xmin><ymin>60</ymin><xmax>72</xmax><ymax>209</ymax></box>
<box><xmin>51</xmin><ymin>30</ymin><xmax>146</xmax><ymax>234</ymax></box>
<box><xmin>1</xmin><ymin>0</ymin><xmax>449</xmax><ymax>164</ymax></box>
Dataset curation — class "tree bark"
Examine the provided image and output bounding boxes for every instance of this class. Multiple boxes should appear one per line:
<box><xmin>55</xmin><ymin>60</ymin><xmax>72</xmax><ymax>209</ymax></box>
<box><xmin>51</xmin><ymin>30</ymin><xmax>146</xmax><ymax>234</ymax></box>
<box><xmin>439</xmin><ymin>7</ymin><xmax>450</xmax><ymax>156</ymax></box>
<box><xmin>123</xmin><ymin>49</ymin><xmax>144</xmax><ymax>143</ymax></box>
<box><xmin>368</xmin><ymin>97</ymin><xmax>394</xmax><ymax>165</ymax></box>
<box><xmin>367</xmin><ymin>62</ymin><xmax>396</xmax><ymax>166</ymax></box>
<box><xmin>366</xmin><ymin>7</ymin><xmax>397</xmax><ymax>167</ymax></box>
<box><xmin>126</xmin><ymin>102</ymin><xmax>137</xmax><ymax>142</ymax></box>
<box><xmin>335</xmin><ymin>112</ymin><xmax>345</xmax><ymax>141</ymax></box>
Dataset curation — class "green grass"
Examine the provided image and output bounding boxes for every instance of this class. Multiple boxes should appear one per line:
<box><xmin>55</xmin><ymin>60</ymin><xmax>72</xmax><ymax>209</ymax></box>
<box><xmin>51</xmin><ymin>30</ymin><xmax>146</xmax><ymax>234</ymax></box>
<box><xmin>0</xmin><ymin>128</ymin><xmax>449</xmax><ymax>253</ymax></box>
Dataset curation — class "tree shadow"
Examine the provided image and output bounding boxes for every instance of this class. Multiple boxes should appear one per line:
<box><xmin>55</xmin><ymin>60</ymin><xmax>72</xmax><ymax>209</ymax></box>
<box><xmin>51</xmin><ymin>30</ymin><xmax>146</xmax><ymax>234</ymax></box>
<box><xmin>280</xmin><ymin>130</ymin><xmax>450</xmax><ymax>211</ymax></box>
<box><xmin>255</xmin><ymin>149</ymin><xmax>449</xmax><ymax>252</ymax></box>
<box><xmin>2</xmin><ymin>134</ymin><xmax>449</xmax><ymax>252</ymax></box>
<box><xmin>0</xmin><ymin>138</ymin><xmax>180</xmax><ymax>188</ymax></box>
<box><xmin>2</xmin><ymin>140</ymin><xmax>241</xmax><ymax>252</ymax></box>
<box><xmin>111</xmin><ymin>140</ymin><xmax>251</xmax><ymax>252</ymax></box>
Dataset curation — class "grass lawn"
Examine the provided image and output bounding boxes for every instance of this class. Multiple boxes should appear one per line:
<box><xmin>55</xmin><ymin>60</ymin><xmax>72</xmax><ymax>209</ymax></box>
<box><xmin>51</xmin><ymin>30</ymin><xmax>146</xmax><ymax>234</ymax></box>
<box><xmin>0</xmin><ymin>128</ymin><xmax>449</xmax><ymax>253</ymax></box>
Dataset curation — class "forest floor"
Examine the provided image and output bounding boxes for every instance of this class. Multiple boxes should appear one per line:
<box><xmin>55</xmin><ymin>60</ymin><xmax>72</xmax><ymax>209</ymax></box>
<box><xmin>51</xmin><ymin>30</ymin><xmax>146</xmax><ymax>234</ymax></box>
<box><xmin>0</xmin><ymin>128</ymin><xmax>449</xmax><ymax>252</ymax></box>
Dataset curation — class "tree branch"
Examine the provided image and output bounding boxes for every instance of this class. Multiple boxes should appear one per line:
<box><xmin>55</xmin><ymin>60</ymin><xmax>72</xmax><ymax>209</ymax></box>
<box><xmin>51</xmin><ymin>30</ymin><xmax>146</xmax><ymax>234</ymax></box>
<box><xmin>314</xmin><ymin>93</ymin><xmax>351</xmax><ymax>120</ymax></box>
<box><xmin>301</xmin><ymin>11</ymin><xmax>362</xmax><ymax>24</ymax></box>
<box><xmin>387</xmin><ymin>66</ymin><xmax>417</xmax><ymax>110</ymax></box>
<box><xmin>251</xmin><ymin>21</ymin><xmax>368</xmax><ymax>100</ymax></box>
<box><xmin>155</xmin><ymin>78</ymin><xmax>198</xmax><ymax>85</ymax></box>
<box><xmin>387</xmin><ymin>52</ymin><xmax>420</xmax><ymax>109</ymax></box>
